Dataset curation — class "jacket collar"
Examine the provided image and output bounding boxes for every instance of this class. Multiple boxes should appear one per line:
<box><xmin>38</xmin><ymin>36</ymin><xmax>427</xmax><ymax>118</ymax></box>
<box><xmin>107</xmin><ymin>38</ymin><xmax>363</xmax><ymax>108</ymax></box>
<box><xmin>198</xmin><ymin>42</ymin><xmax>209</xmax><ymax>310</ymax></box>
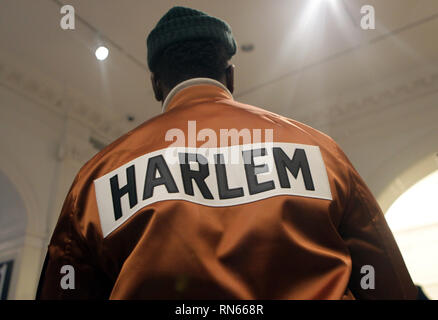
<box><xmin>161</xmin><ymin>78</ymin><xmax>234</xmax><ymax>113</ymax></box>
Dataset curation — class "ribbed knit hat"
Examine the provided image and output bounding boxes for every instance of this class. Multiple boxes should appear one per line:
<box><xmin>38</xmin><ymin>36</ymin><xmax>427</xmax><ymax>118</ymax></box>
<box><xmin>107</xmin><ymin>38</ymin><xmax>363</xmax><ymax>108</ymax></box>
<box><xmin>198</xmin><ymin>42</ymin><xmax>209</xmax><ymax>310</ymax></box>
<box><xmin>147</xmin><ymin>6</ymin><xmax>237</xmax><ymax>70</ymax></box>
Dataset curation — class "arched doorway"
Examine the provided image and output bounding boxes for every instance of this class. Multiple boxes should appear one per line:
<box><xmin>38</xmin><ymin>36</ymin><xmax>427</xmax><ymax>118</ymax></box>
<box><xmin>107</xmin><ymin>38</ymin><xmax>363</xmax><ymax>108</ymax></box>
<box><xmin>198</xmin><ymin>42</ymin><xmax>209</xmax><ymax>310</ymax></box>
<box><xmin>0</xmin><ymin>170</ymin><xmax>27</xmax><ymax>299</ymax></box>
<box><xmin>384</xmin><ymin>169</ymin><xmax>438</xmax><ymax>299</ymax></box>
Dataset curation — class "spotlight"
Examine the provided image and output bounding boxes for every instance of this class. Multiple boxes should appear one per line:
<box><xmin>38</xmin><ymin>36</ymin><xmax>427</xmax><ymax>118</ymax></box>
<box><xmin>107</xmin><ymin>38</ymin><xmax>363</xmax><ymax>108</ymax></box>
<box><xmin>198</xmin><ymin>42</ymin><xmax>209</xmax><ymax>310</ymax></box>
<box><xmin>95</xmin><ymin>46</ymin><xmax>109</xmax><ymax>61</ymax></box>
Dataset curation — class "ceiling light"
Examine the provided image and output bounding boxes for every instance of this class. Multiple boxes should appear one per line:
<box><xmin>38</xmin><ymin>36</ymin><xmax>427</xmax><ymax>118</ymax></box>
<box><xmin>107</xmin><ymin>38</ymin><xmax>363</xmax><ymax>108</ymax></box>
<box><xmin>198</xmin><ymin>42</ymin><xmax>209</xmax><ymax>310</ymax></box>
<box><xmin>95</xmin><ymin>46</ymin><xmax>109</xmax><ymax>61</ymax></box>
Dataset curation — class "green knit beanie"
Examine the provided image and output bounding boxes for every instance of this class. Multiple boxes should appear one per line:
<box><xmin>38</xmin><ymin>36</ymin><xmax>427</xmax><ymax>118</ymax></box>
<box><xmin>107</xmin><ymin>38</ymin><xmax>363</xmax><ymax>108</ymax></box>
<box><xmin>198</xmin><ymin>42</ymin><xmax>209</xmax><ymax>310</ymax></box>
<box><xmin>147</xmin><ymin>6</ymin><xmax>237</xmax><ymax>70</ymax></box>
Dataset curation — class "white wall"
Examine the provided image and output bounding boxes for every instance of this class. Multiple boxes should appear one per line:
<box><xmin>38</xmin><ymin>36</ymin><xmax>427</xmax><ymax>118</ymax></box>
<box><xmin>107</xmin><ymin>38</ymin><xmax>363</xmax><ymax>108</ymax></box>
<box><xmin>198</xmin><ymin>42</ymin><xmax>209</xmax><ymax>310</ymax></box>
<box><xmin>0</xmin><ymin>82</ymin><xmax>96</xmax><ymax>299</ymax></box>
<box><xmin>0</xmin><ymin>57</ymin><xmax>437</xmax><ymax>299</ymax></box>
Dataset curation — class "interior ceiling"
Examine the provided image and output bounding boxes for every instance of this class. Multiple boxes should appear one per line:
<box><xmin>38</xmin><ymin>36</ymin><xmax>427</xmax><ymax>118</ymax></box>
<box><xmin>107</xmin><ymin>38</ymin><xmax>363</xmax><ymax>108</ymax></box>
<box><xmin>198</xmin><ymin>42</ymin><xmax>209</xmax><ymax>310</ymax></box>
<box><xmin>1</xmin><ymin>0</ymin><xmax>438</xmax><ymax>128</ymax></box>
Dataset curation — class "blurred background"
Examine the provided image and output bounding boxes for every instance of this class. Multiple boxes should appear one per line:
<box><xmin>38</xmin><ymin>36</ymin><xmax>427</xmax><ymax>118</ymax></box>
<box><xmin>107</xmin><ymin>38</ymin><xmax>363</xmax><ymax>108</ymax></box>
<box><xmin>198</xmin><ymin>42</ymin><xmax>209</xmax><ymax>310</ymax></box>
<box><xmin>0</xmin><ymin>0</ymin><xmax>437</xmax><ymax>299</ymax></box>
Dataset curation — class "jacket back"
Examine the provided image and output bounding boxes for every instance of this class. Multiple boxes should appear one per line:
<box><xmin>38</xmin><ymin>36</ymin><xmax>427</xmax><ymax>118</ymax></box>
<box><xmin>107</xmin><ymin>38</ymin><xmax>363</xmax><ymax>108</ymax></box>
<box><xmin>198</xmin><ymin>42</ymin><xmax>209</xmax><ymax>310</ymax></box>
<box><xmin>37</xmin><ymin>80</ymin><xmax>417</xmax><ymax>299</ymax></box>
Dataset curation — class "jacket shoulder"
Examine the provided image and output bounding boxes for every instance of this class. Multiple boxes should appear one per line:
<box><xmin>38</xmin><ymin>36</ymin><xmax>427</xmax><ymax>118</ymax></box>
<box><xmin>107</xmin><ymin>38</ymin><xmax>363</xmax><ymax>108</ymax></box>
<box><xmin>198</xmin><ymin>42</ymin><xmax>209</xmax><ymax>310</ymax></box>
<box><xmin>74</xmin><ymin>112</ymin><xmax>166</xmax><ymax>183</ymax></box>
<box><xmin>232</xmin><ymin>101</ymin><xmax>341</xmax><ymax>148</ymax></box>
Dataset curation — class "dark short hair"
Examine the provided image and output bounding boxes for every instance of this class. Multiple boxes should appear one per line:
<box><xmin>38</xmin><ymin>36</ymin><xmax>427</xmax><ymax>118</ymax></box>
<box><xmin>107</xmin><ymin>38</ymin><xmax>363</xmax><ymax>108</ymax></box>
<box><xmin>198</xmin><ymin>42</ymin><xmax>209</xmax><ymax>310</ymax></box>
<box><xmin>149</xmin><ymin>38</ymin><xmax>232</xmax><ymax>90</ymax></box>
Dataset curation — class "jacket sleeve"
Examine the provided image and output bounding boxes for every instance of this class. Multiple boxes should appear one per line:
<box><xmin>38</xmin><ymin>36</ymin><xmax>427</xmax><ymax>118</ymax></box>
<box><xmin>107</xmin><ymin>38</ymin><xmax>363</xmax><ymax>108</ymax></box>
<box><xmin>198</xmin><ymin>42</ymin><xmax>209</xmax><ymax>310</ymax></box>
<box><xmin>36</xmin><ymin>176</ymin><xmax>112</xmax><ymax>300</ymax></box>
<box><xmin>336</xmin><ymin>146</ymin><xmax>418</xmax><ymax>299</ymax></box>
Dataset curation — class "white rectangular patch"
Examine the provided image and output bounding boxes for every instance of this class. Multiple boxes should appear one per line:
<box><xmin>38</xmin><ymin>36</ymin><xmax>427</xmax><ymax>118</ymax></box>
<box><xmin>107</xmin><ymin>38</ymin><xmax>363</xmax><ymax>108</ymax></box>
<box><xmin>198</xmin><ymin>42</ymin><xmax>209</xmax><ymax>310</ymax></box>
<box><xmin>94</xmin><ymin>143</ymin><xmax>332</xmax><ymax>237</ymax></box>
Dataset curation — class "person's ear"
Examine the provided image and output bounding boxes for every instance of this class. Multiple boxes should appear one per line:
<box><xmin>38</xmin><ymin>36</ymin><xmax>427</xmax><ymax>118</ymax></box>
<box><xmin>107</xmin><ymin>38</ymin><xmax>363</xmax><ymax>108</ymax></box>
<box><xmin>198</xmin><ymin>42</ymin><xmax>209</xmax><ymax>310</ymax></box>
<box><xmin>225</xmin><ymin>64</ymin><xmax>234</xmax><ymax>94</ymax></box>
<box><xmin>150</xmin><ymin>73</ymin><xmax>163</xmax><ymax>101</ymax></box>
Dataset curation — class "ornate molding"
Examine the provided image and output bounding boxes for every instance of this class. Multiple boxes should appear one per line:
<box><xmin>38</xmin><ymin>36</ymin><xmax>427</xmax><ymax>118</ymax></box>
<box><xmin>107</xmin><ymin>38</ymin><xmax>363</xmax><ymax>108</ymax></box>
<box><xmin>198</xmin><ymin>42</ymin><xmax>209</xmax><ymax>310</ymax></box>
<box><xmin>64</xmin><ymin>137</ymin><xmax>98</xmax><ymax>164</ymax></box>
<box><xmin>0</xmin><ymin>54</ymin><xmax>128</xmax><ymax>142</ymax></box>
<box><xmin>297</xmin><ymin>64</ymin><xmax>438</xmax><ymax>134</ymax></box>
<box><xmin>53</xmin><ymin>124</ymin><xmax>102</xmax><ymax>165</ymax></box>
<box><xmin>2</xmin><ymin>51</ymin><xmax>437</xmax><ymax>147</ymax></box>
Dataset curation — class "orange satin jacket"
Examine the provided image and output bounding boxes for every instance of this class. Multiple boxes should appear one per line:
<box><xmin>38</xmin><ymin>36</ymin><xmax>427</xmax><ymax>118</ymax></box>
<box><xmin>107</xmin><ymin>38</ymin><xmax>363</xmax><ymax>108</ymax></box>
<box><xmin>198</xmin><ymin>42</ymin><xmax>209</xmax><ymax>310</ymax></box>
<box><xmin>37</xmin><ymin>78</ymin><xmax>417</xmax><ymax>299</ymax></box>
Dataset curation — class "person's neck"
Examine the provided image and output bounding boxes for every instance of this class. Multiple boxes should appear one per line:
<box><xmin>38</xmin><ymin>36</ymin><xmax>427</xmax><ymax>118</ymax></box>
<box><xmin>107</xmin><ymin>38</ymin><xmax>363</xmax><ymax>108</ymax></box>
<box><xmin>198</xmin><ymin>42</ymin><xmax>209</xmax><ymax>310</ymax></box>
<box><xmin>160</xmin><ymin>77</ymin><xmax>232</xmax><ymax>113</ymax></box>
<box><xmin>161</xmin><ymin>77</ymin><xmax>227</xmax><ymax>104</ymax></box>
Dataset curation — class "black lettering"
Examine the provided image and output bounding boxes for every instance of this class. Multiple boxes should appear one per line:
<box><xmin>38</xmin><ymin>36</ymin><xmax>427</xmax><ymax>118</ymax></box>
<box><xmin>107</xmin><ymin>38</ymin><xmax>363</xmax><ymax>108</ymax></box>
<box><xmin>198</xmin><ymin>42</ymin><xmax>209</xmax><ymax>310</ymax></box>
<box><xmin>110</xmin><ymin>165</ymin><xmax>138</xmax><ymax>221</ymax></box>
<box><xmin>214</xmin><ymin>154</ymin><xmax>244</xmax><ymax>199</ymax></box>
<box><xmin>242</xmin><ymin>148</ymin><xmax>275</xmax><ymax>195</ymax></box>
<box><xmin>179</xmin><ymin>153</ymin><xmax>214</xmax><ymax>199</ymax></box>
<box><xmin>273</xmin><ymin>147</ymin><xmax>315</xmax><ymax>190</ymax></box>
<box><xmin>143</xmin><ymin>155</ymin><xmax>178</xmax><ymax>199</ymax></box>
